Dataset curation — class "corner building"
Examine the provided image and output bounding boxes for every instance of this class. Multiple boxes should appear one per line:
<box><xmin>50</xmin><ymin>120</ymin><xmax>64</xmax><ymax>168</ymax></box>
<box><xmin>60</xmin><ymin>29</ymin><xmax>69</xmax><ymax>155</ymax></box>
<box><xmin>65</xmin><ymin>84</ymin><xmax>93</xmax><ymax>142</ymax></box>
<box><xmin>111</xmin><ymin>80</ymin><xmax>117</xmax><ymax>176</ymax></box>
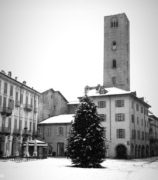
<box><xmin>0</xmin><ymin>71</ymin><xmax>40</xmax><ymax>157</ymax></box>
<box><xmin>103</xmin><ymin>13</ymin><xmax>130</xmax><ymax>91</ymax></box>
<box><xmin>87</xmin><ymin>87</ymin><xmax>150</xmax><ymax>158</ymax></box>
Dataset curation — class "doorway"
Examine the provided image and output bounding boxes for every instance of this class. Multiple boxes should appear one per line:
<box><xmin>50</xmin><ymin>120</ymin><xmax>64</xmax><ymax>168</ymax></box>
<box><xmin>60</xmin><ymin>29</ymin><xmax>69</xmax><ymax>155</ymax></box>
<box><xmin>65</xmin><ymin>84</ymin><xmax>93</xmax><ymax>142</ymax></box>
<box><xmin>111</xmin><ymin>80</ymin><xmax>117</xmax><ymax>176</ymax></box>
<box><xmin>57</xmin><ymin>143</ymin><xmax>64</xmax><ymax>156</ymax></box>
<box><xmin>116</xmin><ymin>144</ymin><xmax>127</xmax><ymax>159</ymax></box>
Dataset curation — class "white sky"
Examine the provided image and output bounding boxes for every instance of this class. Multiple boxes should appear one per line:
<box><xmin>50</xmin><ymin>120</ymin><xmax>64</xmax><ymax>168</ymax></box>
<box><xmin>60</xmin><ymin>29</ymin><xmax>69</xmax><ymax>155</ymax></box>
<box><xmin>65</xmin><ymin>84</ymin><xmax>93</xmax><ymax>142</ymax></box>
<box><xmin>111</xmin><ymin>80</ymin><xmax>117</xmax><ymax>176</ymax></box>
<box><xmin>0</xmin><ymin>0</ymin><xmax>158</xmax><ymax>115</ymax></box>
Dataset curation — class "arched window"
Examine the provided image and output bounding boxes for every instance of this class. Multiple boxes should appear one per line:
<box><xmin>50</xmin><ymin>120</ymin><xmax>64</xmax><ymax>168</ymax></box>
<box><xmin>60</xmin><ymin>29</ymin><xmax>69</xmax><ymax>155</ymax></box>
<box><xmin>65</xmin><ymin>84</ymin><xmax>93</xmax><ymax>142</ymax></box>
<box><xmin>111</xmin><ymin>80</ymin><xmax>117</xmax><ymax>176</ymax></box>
<box><xmin>111</xmin><ymin>17</ymin><xmax>118</xmax><ymax>28</ymax></box>
<box><xmin>112</xmin><ymin>59</ymin><xmax>117</xmax><ymax>68</ymax></box>
<box><xmin>112</xmin><ymin>41</ymin><xmax>117</xmax><ymax>50</ymax></box>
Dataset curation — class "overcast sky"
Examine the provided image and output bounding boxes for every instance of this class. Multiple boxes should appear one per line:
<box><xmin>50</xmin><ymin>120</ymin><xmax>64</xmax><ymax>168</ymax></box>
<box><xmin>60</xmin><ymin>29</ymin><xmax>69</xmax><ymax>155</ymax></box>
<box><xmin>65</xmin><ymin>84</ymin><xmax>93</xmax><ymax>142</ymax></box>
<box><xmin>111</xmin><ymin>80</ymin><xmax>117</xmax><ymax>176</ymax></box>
<box><xmin>0</xmin><ymin>0</ymin><xmax>158</xmax><ymax>115</ymax></box>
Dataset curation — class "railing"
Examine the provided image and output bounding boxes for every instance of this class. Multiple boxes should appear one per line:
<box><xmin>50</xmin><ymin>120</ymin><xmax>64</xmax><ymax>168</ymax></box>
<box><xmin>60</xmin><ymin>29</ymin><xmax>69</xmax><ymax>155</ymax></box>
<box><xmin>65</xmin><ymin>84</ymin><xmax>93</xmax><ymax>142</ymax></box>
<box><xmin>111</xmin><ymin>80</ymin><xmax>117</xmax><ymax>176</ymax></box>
<box><xmin>22</xmin><ymin>129</ymin><xmax>32</xmax><ymax>136</ymax></box>
<box><xmin>24</xmin><ymin>104</ymin><xmax>32</xmax><ymax>112</ymax></box>
<box><xmin>1</xmin><ymin>127</ymin><xmax>11</xmax><ymax>135</ymax></box>
<box><xmin>13</xmin><ymin>129</ymin><xmax>21</xmax><ymax>136</ymax></box>
<box><xmin>0</xmin><ymin>107</ymin><xmax>12</xmax><ymax>116</ymax></box>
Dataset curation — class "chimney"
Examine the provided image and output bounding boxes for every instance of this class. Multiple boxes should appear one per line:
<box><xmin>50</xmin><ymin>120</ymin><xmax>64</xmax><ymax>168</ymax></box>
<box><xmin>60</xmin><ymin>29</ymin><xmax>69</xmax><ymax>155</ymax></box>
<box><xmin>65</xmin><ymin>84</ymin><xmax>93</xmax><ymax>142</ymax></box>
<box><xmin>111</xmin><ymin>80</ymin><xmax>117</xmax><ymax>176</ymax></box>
<box><xmin>8</xmin><ymin>71</ymin><xmax>12</xmax><ymax>77</ymax></box>
<box><xmin>1</xmin><ymin>70</ymin><xmax>6</xmax><ymax>74</ymax></box>
<box><xmin>23</xmin><ymin>81</ymin><xmax>26</xmax><ymax>85</ymax></box>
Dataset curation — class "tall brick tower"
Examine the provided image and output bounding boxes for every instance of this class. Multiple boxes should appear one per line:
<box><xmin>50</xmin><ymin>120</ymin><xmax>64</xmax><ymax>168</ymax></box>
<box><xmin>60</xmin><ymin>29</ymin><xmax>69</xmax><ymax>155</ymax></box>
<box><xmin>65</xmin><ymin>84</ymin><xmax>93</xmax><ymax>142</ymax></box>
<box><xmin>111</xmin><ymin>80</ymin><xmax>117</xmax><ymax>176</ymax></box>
<box><xmin>103</xmin><ymin>13</ymin><xmax>130</xmax><ymax>91</ymax></box>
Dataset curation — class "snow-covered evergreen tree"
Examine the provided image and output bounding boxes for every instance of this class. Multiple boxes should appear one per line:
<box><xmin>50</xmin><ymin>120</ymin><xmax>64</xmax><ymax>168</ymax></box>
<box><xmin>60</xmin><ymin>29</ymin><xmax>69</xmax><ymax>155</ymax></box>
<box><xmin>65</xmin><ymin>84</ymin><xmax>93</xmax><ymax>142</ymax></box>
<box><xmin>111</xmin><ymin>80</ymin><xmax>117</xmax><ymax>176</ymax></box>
<box><xmin>67</xmin><ymin>96</ymin><xmax>106</xmax><ymax>168</ymax></box>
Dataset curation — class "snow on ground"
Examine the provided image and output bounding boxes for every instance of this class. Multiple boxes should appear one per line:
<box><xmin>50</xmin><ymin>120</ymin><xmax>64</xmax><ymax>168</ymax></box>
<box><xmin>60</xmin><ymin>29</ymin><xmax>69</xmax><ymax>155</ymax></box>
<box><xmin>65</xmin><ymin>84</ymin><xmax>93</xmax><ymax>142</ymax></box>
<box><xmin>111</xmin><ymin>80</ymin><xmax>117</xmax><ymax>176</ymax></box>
<box><xmin>0</xmin><ymin>157</ymin><xmax>158</xmax><ymax>180</ymax></box>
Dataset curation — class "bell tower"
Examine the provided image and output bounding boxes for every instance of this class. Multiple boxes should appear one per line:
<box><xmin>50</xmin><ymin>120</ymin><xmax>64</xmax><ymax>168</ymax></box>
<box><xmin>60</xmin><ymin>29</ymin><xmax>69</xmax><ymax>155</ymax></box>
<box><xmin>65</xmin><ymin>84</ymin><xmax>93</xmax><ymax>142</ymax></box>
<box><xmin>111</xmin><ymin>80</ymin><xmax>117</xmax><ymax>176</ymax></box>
<box><xmin>103</xmin><ymin>13</ymin><xmax>130</xmax><ymax>91</ymax></box>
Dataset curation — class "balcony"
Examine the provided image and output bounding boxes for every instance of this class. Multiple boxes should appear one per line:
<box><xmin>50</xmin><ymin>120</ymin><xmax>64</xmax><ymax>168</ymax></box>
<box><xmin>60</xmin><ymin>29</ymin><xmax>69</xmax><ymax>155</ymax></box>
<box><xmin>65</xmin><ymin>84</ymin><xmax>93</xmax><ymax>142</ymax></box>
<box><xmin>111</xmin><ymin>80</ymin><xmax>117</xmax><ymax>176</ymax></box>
<box><xmin>0</xmin><ymin>127</ymin><xmax>11</xmax><ymax>135</ymax></box>
<box><xmin>13</xmin><ymin>129</ymin><xmax>21</xmax><ymax>136</ymax></box>
<box><xmin>0</xmin><ymin>107</ymin><xmax>12</xmax><ymax>116</ymax></box>
<box><xmin>24</xmin><ymin>104</ymin><xmax>32</xmax><ymax>112</ymax></box>
<box><xmin>15</xmin><ymin>101</ymin><xmax>20</xmax><ymax>107</ymax></box>
<box><xmin>22</xmin><ymin>128</ymin><xmax>32</xmax><ymax>137</ymax></box>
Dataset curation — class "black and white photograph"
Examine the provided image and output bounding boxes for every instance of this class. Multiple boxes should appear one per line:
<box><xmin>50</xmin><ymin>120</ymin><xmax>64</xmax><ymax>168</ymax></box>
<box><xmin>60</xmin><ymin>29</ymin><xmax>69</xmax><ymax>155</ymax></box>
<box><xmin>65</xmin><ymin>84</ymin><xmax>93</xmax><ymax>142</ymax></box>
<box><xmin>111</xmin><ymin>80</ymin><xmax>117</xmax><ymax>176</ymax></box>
<box><xmin>0</xmin><ymin>0</ymin><xmax>158</xmax><ymax>179</ymax></box>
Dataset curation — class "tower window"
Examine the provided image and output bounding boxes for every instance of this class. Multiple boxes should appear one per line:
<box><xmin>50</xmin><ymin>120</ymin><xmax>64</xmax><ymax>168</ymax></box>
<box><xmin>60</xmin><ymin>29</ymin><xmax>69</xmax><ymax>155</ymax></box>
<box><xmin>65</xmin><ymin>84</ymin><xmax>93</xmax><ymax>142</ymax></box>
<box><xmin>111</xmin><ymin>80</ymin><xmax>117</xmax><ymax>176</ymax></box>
<box><xmin>112</xmin><ymin>77</ymin><xmax>116</xmax><ymax>85</ymax></box>
<box><xmin>112</xmin><ymin>59</ymin><xmax>117</xmax><ymax>68</ymax></box>
<box><xmin>111</xmin><ymin>17</ymin><xmax>118</xmax><ymax>28</ymax></box>
<box><xmin>112</xmin><ymin>41</ymin><xmax>117</xmax><ymax>50</ymax></box>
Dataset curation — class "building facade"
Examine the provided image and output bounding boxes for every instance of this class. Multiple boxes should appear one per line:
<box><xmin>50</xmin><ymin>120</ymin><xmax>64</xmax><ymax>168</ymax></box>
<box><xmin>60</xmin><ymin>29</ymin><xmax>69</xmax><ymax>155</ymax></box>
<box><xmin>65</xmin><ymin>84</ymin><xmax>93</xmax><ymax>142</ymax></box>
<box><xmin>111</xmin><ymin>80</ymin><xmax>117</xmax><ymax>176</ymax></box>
<box><xmin>38</xmin><ymin>114</ymin><xmax>73</xmax><ymax>156</ymax></box>
<box><xmin>0</xmin><ymin>70</ymin><xmax>40</xmax><ymax>157</ymax></box>
<box><xmin>103</xmin><ymin>13</ymin><xmax>130</xmax><ymax>91</ymax></box>
<box><xmin>38</xmin><ymin>89</ymin><xmax>68</xmax><ymax>122</ymax></box>
<box><xmin>86</xmin><ymin>86</ymin><xmax>150</xmax><ymax>158</ymax></box>
<box><xmin>149</xmin><ymin>113</ymin><xmax>158</xmax><ymax>156</ymax></box>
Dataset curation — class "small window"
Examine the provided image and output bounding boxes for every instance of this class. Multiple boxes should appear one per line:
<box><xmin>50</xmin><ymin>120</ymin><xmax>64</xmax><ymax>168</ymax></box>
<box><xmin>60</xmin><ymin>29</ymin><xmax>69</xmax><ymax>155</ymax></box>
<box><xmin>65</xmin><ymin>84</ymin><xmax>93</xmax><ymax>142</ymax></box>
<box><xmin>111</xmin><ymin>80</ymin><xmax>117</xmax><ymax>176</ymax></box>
<box><xmin>141</xmin><ymin>107</ymin><xmax>144</xmax><ymax>113</ymax></box>
<box><xmin>3</xmin><ymin>97</ymin><xmax>7</xmax><ymax>107</ymax></box>
<box><xmin>131</xmin><ymin>115</ymin><xmax>134</xmax><ymax>123</ymax></box>
<box><xmin>99</xmin><ymin>114</ymin><xmax>106</xmax><ymax>121</ymax></box>
<box><xmin>115</xmin><ymin>100</ymin><xmax>124</xmax><ymax>107</ymax></box>
<box><xmin>19</xmin><ymin>120</ymin><xmax>22</xmax><ymax>130</ymax></box>
<box><xmin>112</xmin><ymin>59</ymin><xmax>117</xmax><ymax>68</ymax></box>
<box><xmin>4</xmin><ymin>82</ymin><xmax>8</xmax><ymax>94</ymax></box>
<box><xmin>137</xmin><ymin>130</ymin><xmax>140</xmax><ymax>140</ymax></box>
<box><xmin>8</xmin><ymin>118</ymin><xmax>11</xmax><ymax>130</ymax></box>
<box><xmin>25</xmin><ymin>121</ymin><xmax>27</xmax><ymax>128</ymax></box>
<box><xmin>98</xmin><ymin>101</ymin><xmax>106</xmax><ymax>108</ymax></box>
<box><xmin>131</xmin><ymin>130</ymin><xmax>136</xmax><ymax>139</ymax></box>
<box><xmin>10</xmin><ymin>85</ymin><xmax>13</xmax><ymax>97</ymax></box>
<box><xmin>111</xmin><ymin>17</ymin><xmax>118</xmax><ymax>28</ymax></box>
<box><xmin>58</xmin><ymin>127</ymin><xmax>64</xmax><ymax>136</ymax></box>
<box><xmin>20</xmin><ymin>93</ymin><xmax>23</xmax><ymax>104</ymax></box>
<box><xmin>30</xmin><ymin>122</ymin><xmax>32</xmax><ymax>131</ymax></box>
<box><xmin>14</xmin><ymin>119</ymin><xmax>17</xmax><ymax>130</ymax></box>
<box><xmin>136</xmin><ymin>103</ymin><xmax>139</xmax><ymax>111</ymax></box>
<box><xmin>117</xmin><ymin>129</ymin><xmax>125</xmax><ymax>139</ymax></box>
<box><xmin>112</xmin><ymin>77</ymin><xmax>116</xmax><ymax>85</ymax></box>
<box><xmin>112</xmin><ymin>41</ymin><xmax>117</xmax><ymax>51</ymax></box>
<box><xmin>115</xmin><ymin>113</ymin><xmax>125</xmax><ymax>121</ymax></box>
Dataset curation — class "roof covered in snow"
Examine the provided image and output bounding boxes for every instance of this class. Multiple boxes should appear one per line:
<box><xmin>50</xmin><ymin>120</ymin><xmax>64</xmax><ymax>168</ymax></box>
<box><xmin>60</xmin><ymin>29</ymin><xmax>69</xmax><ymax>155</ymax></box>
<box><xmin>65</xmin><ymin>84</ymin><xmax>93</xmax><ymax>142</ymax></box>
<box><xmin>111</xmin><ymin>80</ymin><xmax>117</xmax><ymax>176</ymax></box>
<box><xmin>85</xmin><ymin>86</ymin><xmax>150</xmax><ymax>107</ymax></box>
<box><xmin>39</xmin><ymin>114</ymin><xmax>75</xmax><ymax>125</ymax></box>
<box><xmin>87</xmin><ymin>87</ymin><xmax>131</xmax><ymax>96</ymax></box>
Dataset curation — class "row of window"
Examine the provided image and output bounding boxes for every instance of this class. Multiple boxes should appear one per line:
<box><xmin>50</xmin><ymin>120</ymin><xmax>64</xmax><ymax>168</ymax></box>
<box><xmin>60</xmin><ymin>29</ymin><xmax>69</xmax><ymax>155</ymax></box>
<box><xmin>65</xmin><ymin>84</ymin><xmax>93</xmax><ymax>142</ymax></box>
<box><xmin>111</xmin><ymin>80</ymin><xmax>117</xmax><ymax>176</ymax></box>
<box><xmin>1</xmin><ymin>116</ymin><xmax>36</xmax><ymax>132</ymax></box>
<box><xmin>99</xmin><ymin>113</ymin><xmax>125</xmax><ymax>122</ymax></box>
<box><xmin>99</xmin><ymin>113</ymin><xmax>124</xmax><ymax>122</ymax></box>
<box><xmin>131</xmin><ymin>129</ymin><xmax>149</xmax><ymax>141</ymax></box>
<box><xmin>132</xmin><ymin>101</ymin><xmax>148</xmax><ymax>115</ymax></box>
<box><xmin>98</xmin><ymin>100</ymin><xmax>124</xmax><ymax>108</ymax></box>
<box><xmin>0</xmin><ymin>96</ymin><xmax>14</xmax><ymax>109</ymax></box>
<box><xmin>111</xmin><ymin>18</ymin><xmax>118</xmax><ymax>28</ymax></box>
<box><xmin>46</xmin><ymin>126</ymin><xmax>64</xmax><ymax>137</ymax></box>
<box><xmin>0</xmin><ymin>80</ymin><xmax>38</xmax><ymax>107</ymax></box>
<box><xmin>0</xmin><ymin>80</ymin><xmax>13</xmax><ymax>96</ymax></box>
<box><xmin>98</xmin><ymin>100</ymin><xmax>148</xmax><ymax>115</ymax></box>
<box><xmin>0</xmin><ymin>95</ymin><xmax>37</xmax><ymax>109</ymax></box>
<box><xmin>99</xmin><ymin>113</ymin><xmax>150</xmax><ymax>126</ymax></box>
<box><xmin>131</xmin><ymin>115</ymin><xmax>149</xmax><ymax>127</ymax></box>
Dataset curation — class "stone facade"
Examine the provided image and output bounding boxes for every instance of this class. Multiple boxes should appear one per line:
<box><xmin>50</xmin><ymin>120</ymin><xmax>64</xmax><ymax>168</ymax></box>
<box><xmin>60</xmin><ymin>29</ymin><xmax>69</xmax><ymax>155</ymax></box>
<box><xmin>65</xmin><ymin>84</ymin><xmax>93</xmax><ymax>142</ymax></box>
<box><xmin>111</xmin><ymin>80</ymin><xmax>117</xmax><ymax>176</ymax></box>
<box><xmin>39</xmin><ymin>89</ymin><xmax>68</xmax><ymax>122</ymax></box>
<box><xmin>0</xmin><ymin>70</ymin><xmax>40</xmax><ymax>157</ymax></box>
<box><xmin>103</xmin><ymin>13</ymin><xmax>130</xmax><ymax>91</ymax></box>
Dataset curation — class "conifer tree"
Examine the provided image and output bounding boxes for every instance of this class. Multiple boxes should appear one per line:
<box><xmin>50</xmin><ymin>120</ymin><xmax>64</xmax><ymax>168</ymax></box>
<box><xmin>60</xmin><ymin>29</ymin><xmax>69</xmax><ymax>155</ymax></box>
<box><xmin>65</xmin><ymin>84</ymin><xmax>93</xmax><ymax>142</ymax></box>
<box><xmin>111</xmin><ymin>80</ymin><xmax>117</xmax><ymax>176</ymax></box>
<box><xmin>67</xmin><ymin>96</ymin><xmax>106</xmax><ymax>168</ymax></box>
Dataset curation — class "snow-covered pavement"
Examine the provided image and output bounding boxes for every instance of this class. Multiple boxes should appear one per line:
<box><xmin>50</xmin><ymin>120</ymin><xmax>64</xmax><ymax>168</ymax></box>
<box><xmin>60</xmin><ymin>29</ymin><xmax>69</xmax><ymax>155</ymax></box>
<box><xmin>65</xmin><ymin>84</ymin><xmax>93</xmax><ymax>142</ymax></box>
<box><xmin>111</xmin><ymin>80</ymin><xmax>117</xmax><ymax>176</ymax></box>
<box><xmin>0</xmin><ymin>157</ymin><xmax>158</xmax><ymax>180</ymax></box>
